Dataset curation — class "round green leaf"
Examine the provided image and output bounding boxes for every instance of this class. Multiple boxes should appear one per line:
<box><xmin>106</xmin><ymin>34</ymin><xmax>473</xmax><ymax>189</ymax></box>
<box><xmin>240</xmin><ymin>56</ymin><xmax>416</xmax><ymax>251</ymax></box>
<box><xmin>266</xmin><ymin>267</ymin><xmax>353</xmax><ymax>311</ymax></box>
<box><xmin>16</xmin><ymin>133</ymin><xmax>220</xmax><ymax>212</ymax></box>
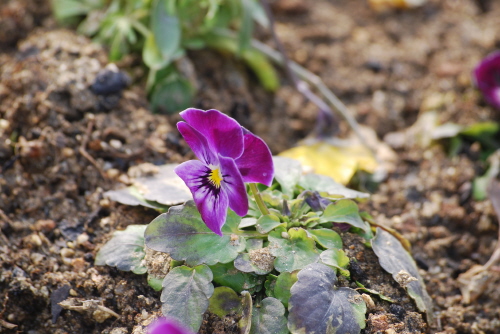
<box><xmin>145</xmin><ymin>201</ymin><xmax>246</xmax><ymax>266</ymax></box>
<box><xmin>320</xmin><ymin>200</ymin><xmax>369</xmax><ymax>233</ymax></box>
<box><xmin>234</xmin><ymin>253</ymin><xmax>274</xmax><ymax>275</ymax></box>
<box><xmin>151</xmin><ymin>74</ymin><xmax>195</xmax><ymax>114</ymax></box>
<box><xmin>161</xmin><ymin>264</ymin><xmax>214</xmax><ymax>332</ymax></box>
<box><xmin>208</xmin><ymin>287</ymin><xmax>241</xmax><ymax>318</ymax></box>
<box><xmin>250</xmin><ymin>297</ymin><xmax>288</xmax><ymax>334</ymax></box>
<box><xmin>320</xmin><ymin>249</ymin><xmax>350</xmax><ymax>277</ymax></box>
<box><xmin>273</xmin><ymin>271</ymin><xmax>299</xmax><ymax>308</ymax></box>
<box><xmin>95</xmin><ymin>224</ymin><xmax>147</xmax><ymax>274</ymax></box>
<box><xmin>210</xmin><ymin>262</ymin><xmax>261</xmax><ymax>294</ymax></box>
<box><xmin>255</xmin><ymin>214</ymin><xmax>282</xmax><ymax>234</ymax></box>
<box><xmin>308</xmin><ymin>228</ymin><xmax>343</xmax><ymax>249</ymax></box>
<box><xmin>268</xmin><ymin>227</ymin><xmax>320</xmax><ymax>273</ymax></box>
<box><xmin>288</xmin><ymin>263</ymin><xmax>367</xmax><ymax>334</ymax></box>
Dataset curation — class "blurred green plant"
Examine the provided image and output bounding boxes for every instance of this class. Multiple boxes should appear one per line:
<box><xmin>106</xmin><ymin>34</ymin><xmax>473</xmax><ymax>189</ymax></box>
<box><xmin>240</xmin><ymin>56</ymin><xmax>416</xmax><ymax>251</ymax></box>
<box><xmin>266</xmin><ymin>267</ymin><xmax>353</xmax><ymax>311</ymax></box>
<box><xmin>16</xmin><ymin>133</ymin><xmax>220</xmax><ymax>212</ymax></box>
<box><xmin>51</xmin><ymin>0</ymin><xmax>279</xmax><ymax>114</ymax></box>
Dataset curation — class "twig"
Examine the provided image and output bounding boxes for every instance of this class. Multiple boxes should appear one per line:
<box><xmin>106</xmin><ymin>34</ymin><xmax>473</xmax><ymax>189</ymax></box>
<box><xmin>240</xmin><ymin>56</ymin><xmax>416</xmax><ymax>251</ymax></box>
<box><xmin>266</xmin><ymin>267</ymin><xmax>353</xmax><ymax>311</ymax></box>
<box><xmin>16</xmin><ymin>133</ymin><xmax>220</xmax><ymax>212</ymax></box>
<box><xmin>0</xmin><ymin>209</ymin><xmax>13</xmax><ymax>246</ymax></box>
<box><xmin>247</xmin><ymin>3</ymin><xmax>376</xmax><ymax>154</ymax></box>
<box><xmin>79</xmin><ymin>118</ymin><xmax>107</xmax><ymax>179</ymax></box>
<box><xmin>484</xmin><ymin>180</ymin><xmax>500</xmax><ymax>270</ymax></box>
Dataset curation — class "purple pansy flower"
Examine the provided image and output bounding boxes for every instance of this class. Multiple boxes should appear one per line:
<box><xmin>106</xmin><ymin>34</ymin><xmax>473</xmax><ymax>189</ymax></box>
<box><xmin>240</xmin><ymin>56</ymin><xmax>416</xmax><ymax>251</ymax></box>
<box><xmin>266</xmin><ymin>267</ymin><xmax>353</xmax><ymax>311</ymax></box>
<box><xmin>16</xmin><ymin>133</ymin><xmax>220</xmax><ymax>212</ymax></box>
<box><xmin>148</xmin><ymin>317</ymin><xmax>195</xmax><ymax>334</ymax></box>
<box><xmin>174</xmin><ymin>108</ymin><xmax>274</xmax><ymax>235</ymax></box>
<box><xmin>473</xmin><ymin>51</ymin><xmax>500</xmax><ymax>110</ymax></box>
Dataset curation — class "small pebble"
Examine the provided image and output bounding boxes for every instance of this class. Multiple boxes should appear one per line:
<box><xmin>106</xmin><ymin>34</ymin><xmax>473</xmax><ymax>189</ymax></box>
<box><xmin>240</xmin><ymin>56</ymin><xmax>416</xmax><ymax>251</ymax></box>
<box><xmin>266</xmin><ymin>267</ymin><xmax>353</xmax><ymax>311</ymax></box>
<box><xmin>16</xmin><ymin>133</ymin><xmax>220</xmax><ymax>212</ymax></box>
<box><xmin>61</xmin><ymin>147</ymin><xmax>74</xmax><ymax>158</ymax></box>
<box><xmin>106</xmin><ymin>168</ymin><xmax>120</xmax><ymax>179</ymax></box>
<box><xmin>109</xmin><ymin>139</ymin><xmax>122</xmax><ymax>149</ymax></box>
<box><xmin>26</xmin><ymin>233</ymin><xmax>42</xmax><ymax>247</ymax></box>
<box><xmin>60</xmin><ymin>248</ymin><xmax>75</xmax><ymax>258</ymax></box>
<box><xmin>76</xmin><ymin>233</ymin><xmax>89</xmax><ymax>246</ymax></box>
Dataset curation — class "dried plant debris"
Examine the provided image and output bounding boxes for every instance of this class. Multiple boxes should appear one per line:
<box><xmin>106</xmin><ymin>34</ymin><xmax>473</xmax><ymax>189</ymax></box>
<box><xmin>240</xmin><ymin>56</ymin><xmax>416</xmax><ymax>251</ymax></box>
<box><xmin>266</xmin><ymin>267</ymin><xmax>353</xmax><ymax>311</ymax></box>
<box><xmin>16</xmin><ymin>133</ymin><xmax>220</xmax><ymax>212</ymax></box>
<box><xmin>371</xmin><ymin>228</ymin><xmax>433</xmax><ymax>322</ymax></box>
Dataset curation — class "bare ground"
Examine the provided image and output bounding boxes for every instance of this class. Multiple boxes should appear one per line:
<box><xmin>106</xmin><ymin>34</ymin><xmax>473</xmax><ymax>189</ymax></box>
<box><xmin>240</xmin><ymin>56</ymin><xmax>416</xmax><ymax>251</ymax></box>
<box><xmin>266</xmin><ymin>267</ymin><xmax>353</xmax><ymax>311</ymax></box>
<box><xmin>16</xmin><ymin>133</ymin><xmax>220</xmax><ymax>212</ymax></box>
<box><xmin>1</xmin><ymin>0</ymin><xmax>500</xmax><ymax>333</ymax></box>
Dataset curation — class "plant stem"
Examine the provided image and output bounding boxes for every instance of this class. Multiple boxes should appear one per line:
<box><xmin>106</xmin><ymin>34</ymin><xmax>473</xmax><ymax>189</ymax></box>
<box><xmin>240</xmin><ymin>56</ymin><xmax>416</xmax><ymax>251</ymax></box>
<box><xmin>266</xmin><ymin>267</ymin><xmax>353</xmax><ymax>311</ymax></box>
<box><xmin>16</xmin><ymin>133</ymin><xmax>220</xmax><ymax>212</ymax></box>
<box><xmin>249</xmin><ymin>183</ymin><xmax>270</xmax><ymax>216</ymax></box>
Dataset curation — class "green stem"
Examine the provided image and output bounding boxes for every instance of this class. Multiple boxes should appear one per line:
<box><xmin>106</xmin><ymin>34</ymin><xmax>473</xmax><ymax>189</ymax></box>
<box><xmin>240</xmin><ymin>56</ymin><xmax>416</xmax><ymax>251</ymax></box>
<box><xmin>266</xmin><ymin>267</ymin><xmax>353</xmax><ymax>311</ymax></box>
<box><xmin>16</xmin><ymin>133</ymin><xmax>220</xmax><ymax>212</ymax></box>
<box><xmin>249</xmin><ymin>183</ymin><xmax>269</xmax><ymax>216</ymax></box>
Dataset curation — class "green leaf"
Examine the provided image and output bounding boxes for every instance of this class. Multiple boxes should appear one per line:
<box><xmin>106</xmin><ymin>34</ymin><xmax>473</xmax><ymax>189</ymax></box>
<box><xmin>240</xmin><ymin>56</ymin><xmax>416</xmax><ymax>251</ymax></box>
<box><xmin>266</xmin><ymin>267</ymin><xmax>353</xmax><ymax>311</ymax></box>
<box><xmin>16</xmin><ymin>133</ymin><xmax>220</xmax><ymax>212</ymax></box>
<box><xmin>203</xmin><ymin>32</ymin><xmax>279</xmax><ymax>91</ymax></box>
<box><xmin>355</xmin><ymin>282</ymin><xmax>395</xmax><ymax>303</ymax></box>
<box><xmin>247</xmin><ymin>0</ymin><xmax>268</xmax><ymax>28</ymax></box>
<box><xmin>255</xmin><ymin>214</ymin><xmax>282</xmax><ymax>234</ymax></box>
<box><xmin>238</xmin><ymin>0</ymin><xmax>254</xmax><ymax>53</ymax></box>
<box><xmin>51</xmin><ymin>0</ymin><xmax>103</xmax><ymax>21</ymax></box>
<box><xmin>288</xmin><ymin>263</ymin><xmax>367</xmax><ymax>334</ymax></box>
<box><xmin>161</xmin><ymin>265</ymin><xmax>214</xmax><ymax>332</ymax></box>
<box><xmin>461</xmin><ymin>121</ymin><xmax>499</xmax><ymax>138</ymax></box>
<box><xmin>272</xmin><ymin>157</ymin><xmax>302</xmax><ymax>197</ymax></box>
<box><xmin>371</xmin><ymin>228</ymin><xmax>433</xmax><ymax>322</ymax></box>
<box><xmin>250</xmin><ymin>297</ymin><xmax>288</xmax><ymax>334</ymax></box>
<box><xmin>269</xmin><ymin>227</ymin><xmax>320</xmax><ymax>273</ymax></box>
<box><xmin>320</xmin><ymin>249</ymin><xmax>350</xmax><ymax>277</ymax></box>
<box><xmin>308</xmin><ymin>228</ymin><xmax>343</xmax><ymax>249</ymax></box>
<box><xmin>210</xmin><ymin>262</ymin><xmax>261</xmax><ymax>294</ymax></box>
<box><xmin>145</xmin><ymin>201</ymin><xmax>247</xmax><ymax>266</ymax></box>
<box><xmin>147</xmin><ymin>274</ymin><xmax>164</xmax><ymax>291</ymax></box>
<box><xmin>234</xmin><ymin>253</ymin><xmax>274</xmax><ymax>275</ymax></box>
<box><xmin>95</xmin><ymin>224</ymin><xmax>147</xmax><ymax>274</ymax></box>
<box><xmin>151</xmin><ymin>0</ymin><xmax>181</xmax><ymax>61</ymax></box>
<box><xmin>245</xmin><ymin>238</ymin><xmax>263</xmax><ymax>251</ymax></box>
<box><xmin>151</xmin><ymin>72</ymin><xmax>195</xmax><ymax>114</ymax></box>
<box><xmin>264</xmin><ymin>274</ymin><xmax>278</xmax><ymax>298</ymax></box>
<box><xmin>239</xmin><ymin>217</ymin><xmax>258</xmax><ymax>229</ymax></box>
<box><xmin>273</xmin><ymin>271</ymin><xmax>299</xmax><ymax>308</ymax></box>
<box><xmin>239</xmin><ymin>291</ymin><xmax>253</xmax><ymax>334</ymax></box>
<box><xmin>143</xmin><ymin>33</ymin><xmax>170</xmax><ymax>70</ymax></box>
<box><xmin>299</xmin><ymin>173</ymin><xmax>369</xmax><ymax>199</ymax></box>
<box><xmin>320</xmin><ymin>200</ymin><xmax>369</xmax><ymax>233</ymax></box>
<box><xmin>208</xmin><ymin>286</ymin><xmax>241</xmax><ymax>318</ymax></box>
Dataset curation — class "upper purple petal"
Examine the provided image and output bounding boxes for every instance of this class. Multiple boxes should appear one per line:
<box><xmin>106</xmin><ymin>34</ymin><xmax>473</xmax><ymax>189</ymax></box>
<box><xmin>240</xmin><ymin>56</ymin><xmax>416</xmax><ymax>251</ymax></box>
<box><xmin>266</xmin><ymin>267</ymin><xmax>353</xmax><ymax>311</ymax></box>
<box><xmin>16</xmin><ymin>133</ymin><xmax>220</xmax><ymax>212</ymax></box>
<box><xmin>148</xmin><ymin>318</ymin><xmax>194</xmax><ymax>334</ymax></box>
<box><xmin>177</xmin><ymin>122</ymin><xmax>217</xmax><ymax>166</ymax></box>
<box><xmin>180</xmin><ymin>108</ymin><xmax>244</xmax><ymax>159</ymax></box>
<box><xmin>473</xmin><ymin>51</ymin><xmax>500</xmax><ymax>109</ymax></box>
<box><xmin>174</xmin><ymin>160</ymin><xmax>228</xmax><ymax>236</ymax></box>
<box><xmin>235</xmin><ymin>129</ymin><xmax>274</xmax><ymax>186</ymax></box>
<box><xmin>219</xmin><ymin>154</ymin><xmax>249</xmax><ymax>217</ymax></box>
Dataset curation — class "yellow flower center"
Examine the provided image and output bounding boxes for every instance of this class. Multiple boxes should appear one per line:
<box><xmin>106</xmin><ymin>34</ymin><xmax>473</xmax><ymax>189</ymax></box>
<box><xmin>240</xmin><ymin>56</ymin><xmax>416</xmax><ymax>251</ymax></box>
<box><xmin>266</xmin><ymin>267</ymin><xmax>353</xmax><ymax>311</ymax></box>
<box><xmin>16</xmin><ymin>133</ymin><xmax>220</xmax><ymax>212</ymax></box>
<box><xmin>208</xmin><ymin>168</ymin><xmax>223</xmax><ymax>188</ymax></box>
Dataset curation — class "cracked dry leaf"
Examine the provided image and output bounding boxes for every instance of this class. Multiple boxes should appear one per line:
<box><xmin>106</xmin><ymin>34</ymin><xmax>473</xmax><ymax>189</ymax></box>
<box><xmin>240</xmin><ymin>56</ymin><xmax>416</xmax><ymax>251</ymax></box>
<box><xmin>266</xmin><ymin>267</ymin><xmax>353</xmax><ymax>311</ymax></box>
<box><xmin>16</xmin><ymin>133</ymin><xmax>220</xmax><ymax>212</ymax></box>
<box><xmin>369</xmin><ymin>0</ymin><xmax>427</xmax><ymax>12</ymax></box>
<box><xmin>457</xmin><ymin>265</ymin><xmax>495</xmax><ymax>304</ymax></box>
<box><xmin>279</xmin><ymin>126</ymin><xmax>395</xmax><ymax>185</ymax></box>
<box><xmin>58</xmin><ymin>298</ymin><xmax>119</xmax><ymax>323</ymax></box>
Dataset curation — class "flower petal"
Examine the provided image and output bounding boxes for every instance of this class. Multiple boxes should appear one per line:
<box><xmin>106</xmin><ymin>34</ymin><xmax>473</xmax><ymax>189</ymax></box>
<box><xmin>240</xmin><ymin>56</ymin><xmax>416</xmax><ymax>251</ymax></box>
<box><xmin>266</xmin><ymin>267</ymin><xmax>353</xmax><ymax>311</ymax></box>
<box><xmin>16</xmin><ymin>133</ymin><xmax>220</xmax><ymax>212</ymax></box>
<box><xmin>174</xmin><ymin>160</ymin><xmax>228</xmax><ymax>235</ymax></box>
<box><xmin>473</xmin><ymin>51</ymin><xmax>500</xmax><ymax>109</ymax></box>
<box><xmin>148</xmin><ymin>317</ymin><xmax>194</xmax><ymax>334</ymax></box>
<box><xmin>180</xmin><ymin>108</ymin><xmax>244</xmax><ymax>159</ymax></box>
<box><xmin>235</xmin><ymin>129</ymin><xmax>274</xmax><ymax>186</ymax></box>
<box><xmin>219</xmin><ymin>154</ymin><xmax>249</xmax><ymax>217</ymax></box>
<box><xmin>177</xmin><ymin>122</ymin><xmax>217</xmax><ymax>165</ymax></box>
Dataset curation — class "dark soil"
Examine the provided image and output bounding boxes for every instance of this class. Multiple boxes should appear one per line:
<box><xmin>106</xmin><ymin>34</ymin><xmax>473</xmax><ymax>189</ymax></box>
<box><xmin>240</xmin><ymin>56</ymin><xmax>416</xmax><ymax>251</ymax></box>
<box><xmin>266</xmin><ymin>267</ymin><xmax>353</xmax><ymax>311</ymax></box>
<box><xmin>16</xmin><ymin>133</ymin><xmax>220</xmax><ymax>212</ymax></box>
<box><xmin>1</xmin><ymin>0</ymin><xmax>500</xmax><ymax>333</ymax></box>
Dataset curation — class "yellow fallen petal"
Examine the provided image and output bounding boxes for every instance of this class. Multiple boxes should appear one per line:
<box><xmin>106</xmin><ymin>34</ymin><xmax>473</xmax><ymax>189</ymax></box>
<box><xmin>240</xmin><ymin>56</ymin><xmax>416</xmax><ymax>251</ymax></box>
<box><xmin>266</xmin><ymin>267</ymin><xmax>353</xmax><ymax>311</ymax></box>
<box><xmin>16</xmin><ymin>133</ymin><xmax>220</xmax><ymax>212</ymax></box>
<box><xmin>279</xmin><ymin>142</ymin><xmax>378</xmax><ymax>185</ymax></box>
